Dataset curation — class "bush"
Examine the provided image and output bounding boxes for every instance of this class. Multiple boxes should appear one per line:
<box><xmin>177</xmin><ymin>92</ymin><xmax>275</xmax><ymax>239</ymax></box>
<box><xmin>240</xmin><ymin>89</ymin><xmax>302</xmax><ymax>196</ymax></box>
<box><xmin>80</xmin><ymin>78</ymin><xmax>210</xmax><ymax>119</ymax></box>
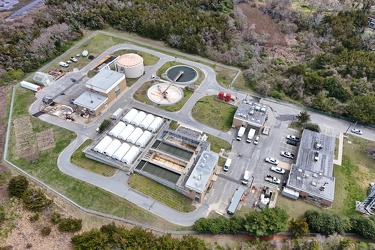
<box><xmin>8</xmin><ymin>175</ymin><xmax>29</xmax><ymax>198</ymax></box>
<box><xmin>58</xmin><ymin>218</ymin><xmax>82</xmax><ymax>232</ymax></box>
<box><xmin>0</xmin><ymin>206</ymin><xmax>5</xmax><ymax>224</ymax></box>
<box><xmin>26</xmin><ymin>243</ymin><xmax>32</xmax><ymax>249</ymax></box>
<box><xmin>29</xmin><ymin>213</ymin><xmax>39</xmax><ymax>222</ymax></box>
<box><xmin>304</xmin><ymin>123</ymin><xmax>321</xmax><ymax>133</ymax></box>
<box><xmin>22</xmin><ymin>188</ymin><xmax>52</xmax><ymax>212</ymax></box>
<box><xmin>50</xmin><ymin>212</ymin><xmax>61</xmax><ymax>225</ymax></box>
<box><xmin>98</xmin><ymin>119</ymin><xmax>111</xmax><ymax>133</ymax></box>
<box><xmin>41</xmin><ymin>226</ymin><xmax>52</xmax><ymax>236</ymax></box>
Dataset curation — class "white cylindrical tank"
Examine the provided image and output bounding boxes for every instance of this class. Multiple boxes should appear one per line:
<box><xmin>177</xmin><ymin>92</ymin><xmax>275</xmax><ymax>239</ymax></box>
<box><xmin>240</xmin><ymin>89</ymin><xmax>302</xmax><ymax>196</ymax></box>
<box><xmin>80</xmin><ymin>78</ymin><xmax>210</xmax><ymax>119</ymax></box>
<box><xmin>121</xmin><ymin>146</ymin><xmax>140</xmax><ymax>164</ymax></box>
<box><xmin>122</xmin><ymin>108</ymin><xmax>138</xmax><ymax>123</ymax></box>
<box><xmin>130</xmin><ymin>111</ymin><xmax>146</xmax><ymax>126</ymax></box>
<box><xmin>147</xmin><ymin>117</ymin><xmax>164</xmax><ymax>133</ymax></box>
<box><xmin>139</xmin><ymin>114</ymin><xmax>155</xmax><ymax>129</ymax></box>
<box><xmin>112</xmin><ymin>143</ymin><xmax>131</xmax><ymax>161</ymax></box>
<box><xmin>93</xmin><ymin>136</ymin><xmax>113</xmax><ymax>154</ymax></box>
<box><xmin>118</xmin><ymin>124</ymin><xmax>135</xmax><ymax>141</ymax></box>
<box><xmin>116</xmin><ymin>53</ymin><xmax>144</xmax><ymax>78</ymax></box>
<box><xmin>135</xmin><ymin>131</ymin><xmax>152</xmax><ymax>147</ymax></box>
<box><xmin>21</xmin><ymin>81</ymin><xmax>41</xmax><ymax>92</ymax></box>
<box><xmin>126</xmin><ymin>127</ymin><xmax>143</xmax><ymax>144</ymax></box>
<box><xmin>103</xmin><ymin>139</ymin><xmax>122</xmax><ymax>157</ymax></box>
<box><xmin>108</xmin><ymin>122</ymin><xmax>126</xmax><ymax>137</ymax></box>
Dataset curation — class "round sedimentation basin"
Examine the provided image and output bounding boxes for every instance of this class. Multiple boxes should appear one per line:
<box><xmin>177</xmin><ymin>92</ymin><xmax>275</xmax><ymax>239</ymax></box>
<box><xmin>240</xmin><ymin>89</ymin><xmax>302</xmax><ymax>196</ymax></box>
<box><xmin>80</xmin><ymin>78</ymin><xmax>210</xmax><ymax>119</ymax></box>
<box><xmin>166</xmin><ymin>65</ymin><xmax>198</xmax><ymax>85</ymax></box>
<box><xmin>147</xmin><ymin>83</ymin><xmax>184</xmax><ymax>106</ymax></box>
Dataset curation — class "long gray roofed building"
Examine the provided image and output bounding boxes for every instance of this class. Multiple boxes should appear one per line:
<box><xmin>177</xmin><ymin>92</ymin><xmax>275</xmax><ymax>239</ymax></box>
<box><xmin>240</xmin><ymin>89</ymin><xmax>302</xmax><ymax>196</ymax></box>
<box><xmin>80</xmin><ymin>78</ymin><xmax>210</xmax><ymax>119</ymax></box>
<box><xmin>85</xmin><ymin>68</ymin><xmax>125</xmax><ymax>94</ymax></box>
<box><xmin>285</xmin><ymin>129</ymin><xmax>335</xmax><ymax>206</ymax></box>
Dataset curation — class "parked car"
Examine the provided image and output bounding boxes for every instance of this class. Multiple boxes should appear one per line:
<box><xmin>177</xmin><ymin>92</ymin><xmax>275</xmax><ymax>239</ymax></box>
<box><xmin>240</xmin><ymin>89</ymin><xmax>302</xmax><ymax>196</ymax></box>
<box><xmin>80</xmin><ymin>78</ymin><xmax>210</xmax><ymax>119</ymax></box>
<box><xmin>271</xmin><ymin>166</ymin><xmax>286</xmax><ymax>174</ymax></box>
<box><xmin>287</xmin><ymin>140</ymin><xmax>298</xmax><ymax>146</ymax></box>
<box><xmin>351</xmin><ymin>128</ymin><xmax>362</xmax><ymax>135</ymax></box>
<box><xmin>265</xmin><ymin>157</ymin><xmax>279</xmax><ymax>165</ymax></box>
<box><xmin>280</xmin><ymin>151</ymin><xmax>294</xmax><ymax>159</ymax></box>
<box><xmin>70</xmin><ymin>57</ymin><xmax>78</xmax><ymax>62</ymax></box>
<box><xmin>59</xmin><ymin>61</ymin><xmax>69</xmax><ymax>67</ymax></box>
<box><xmin>253</xmin><ymin>136</ymin><xmax>260</xmax><ymax>145</ymax></box>
<box><xmin>286</xmin><ymin>135</ymin><xmax>300</xmax><ymax>141</ymax></box>
<box><xmin>314</xmin><ymin>152</ymin><xmax>319</xmax><ymax>161</ymax></box>
<box><xmin>265</xmin><ymin>175</ymin><xmax>281</xmax><ymax>184</ymax></box>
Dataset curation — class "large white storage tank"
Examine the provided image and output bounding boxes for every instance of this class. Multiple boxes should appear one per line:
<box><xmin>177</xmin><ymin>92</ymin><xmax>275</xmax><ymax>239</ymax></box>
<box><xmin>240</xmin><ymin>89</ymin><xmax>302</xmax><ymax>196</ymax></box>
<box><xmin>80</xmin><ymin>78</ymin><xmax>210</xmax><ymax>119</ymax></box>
<box><xmin>103</xmin><ymin>139</ymin><xmax>122</xmax><ymax>157</ymax></box>
<box><xmin>122</xmin><ymin>108</ymin><xmax>138</xmax><ymax>123</ymax></box>
<box><xmin>121</xmin><ymin>146</ymin><xmax>140</xmax><ymax>164</ymax></box>
<box><xmin>148</xmin><ymin>117</ymin><xmax>164</xmax><ymax>133</ymax></box>
<box><xmin>116</xmin><ymin>53</ymin><xmax>144</xmax><ymax>78</ymax></box>
<box><xmin>118</xmin><ymin>124</ymin><xmax>135</xmax><ymax>141</ymax></box>
<box><xmin>127</xmin><ymin>127</ymin><xmax>143</xmax><ymax>144</ymax></box>
<box><xmin>135</xmin><ymin>131</ymin><xmax>152</xmax><ymax>147</ymax></box>
<box><xmin>139</xmin><ymin>114</ymin><xmax>155</xmax><ymax>129</ymax></box>
<box><xmin>93</xmin><ymin>136</ymin><xmax>113</xmax><ymax>153</ymax></box>
<box><xmin>112</xmin><ymin>143</ymin><xmax>131</xmax><ymax>161</ymax></box>
<box><xmin>130</xmin><ymin>111</ymin><xmax>146</xmax><ymax>126</ymax></box>
<box><xmin>20</xmin><ymin>81</ymin><xmax>41</xmax><ymax>92</ymax></box>
<box><xmin>108</xmin><ymin>122</ymin><xmax>126</xmax><ymax>137</ymax></box>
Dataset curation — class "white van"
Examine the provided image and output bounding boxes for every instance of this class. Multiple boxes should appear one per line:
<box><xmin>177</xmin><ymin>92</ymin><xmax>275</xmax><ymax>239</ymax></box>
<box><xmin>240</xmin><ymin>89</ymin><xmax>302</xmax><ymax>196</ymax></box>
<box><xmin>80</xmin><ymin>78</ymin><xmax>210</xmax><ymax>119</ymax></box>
<box><xmin>242</xmin><ymin>170</ymin><xmax>250</xmax><ymax>185</ymax></box>
<box><xmin>223</xmin><ymin>158</ymin><xmax>232</xmax><ymax>172</ymax></box>
<box><xmin>253</xmin><ymin>136</ymin><xmax>259</xmax><ymax>145</ymax></box>
<box><xmin>59</xmin><ymin>61</ymin><xmax>69</xmax><ymax>67</ymax></box>
<box><xmin>111</xmin><ymin>108</ymin><xmax>124</xmax><ymax>120</ymax></box>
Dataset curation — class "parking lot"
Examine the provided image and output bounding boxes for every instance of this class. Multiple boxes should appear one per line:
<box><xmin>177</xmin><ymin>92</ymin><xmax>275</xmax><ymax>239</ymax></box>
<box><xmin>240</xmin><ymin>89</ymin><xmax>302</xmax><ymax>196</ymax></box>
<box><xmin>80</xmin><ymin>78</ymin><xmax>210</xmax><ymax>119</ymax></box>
<box><xmin>207</xmin><ymin>111</ymin><xmax>302</xmax><ymax>214</ymax></box>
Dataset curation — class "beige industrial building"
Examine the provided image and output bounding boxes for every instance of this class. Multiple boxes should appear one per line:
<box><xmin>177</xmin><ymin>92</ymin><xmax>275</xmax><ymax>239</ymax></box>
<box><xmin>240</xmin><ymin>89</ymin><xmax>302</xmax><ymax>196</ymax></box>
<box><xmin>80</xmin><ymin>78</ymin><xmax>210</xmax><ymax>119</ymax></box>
<box><xmin>232</xmin><ymin>99</ymin><xmax>268</xmax><ymax>132</ymax></box>
<box><xmin>74</xmin><ymin>69</ymin><xmax>126</xmax><ymax>115</ymax></box>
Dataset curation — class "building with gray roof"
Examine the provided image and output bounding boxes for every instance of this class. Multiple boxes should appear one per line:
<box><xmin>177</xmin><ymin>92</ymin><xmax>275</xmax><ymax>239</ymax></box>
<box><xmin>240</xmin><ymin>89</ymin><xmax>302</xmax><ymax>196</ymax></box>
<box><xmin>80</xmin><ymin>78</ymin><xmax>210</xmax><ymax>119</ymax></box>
<box><xmin>285</xmin><ymin>129</ymin><xmax>335</xmax><ymax>207</ymax></box>
<box><xmin>232</xmin><ymin>99</ymin><xmax>268</xmax><ymax>131</ymax></box>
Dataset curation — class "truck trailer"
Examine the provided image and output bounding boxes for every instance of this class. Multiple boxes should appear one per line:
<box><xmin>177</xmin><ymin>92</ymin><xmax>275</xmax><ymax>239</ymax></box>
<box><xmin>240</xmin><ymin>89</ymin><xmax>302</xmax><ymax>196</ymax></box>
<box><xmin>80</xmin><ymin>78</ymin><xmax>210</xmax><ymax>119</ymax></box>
<box><xmin>237</xmin><ymin>126</ymin><xmax>246</xmax><ymax>141</ymax></box>
<box><xmin>246</xmin><ymin>128</ymin><xmax>256</xmax><ymax>143</ymax></box>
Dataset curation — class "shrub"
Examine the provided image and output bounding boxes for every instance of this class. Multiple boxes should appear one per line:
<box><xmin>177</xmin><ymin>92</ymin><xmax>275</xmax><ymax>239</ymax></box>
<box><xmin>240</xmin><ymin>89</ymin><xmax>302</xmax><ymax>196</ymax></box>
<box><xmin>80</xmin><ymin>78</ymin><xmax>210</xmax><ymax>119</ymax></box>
<box><xmin>41</xmin><ymin>226</ymin><xmax>52</xmax><ymax>236</ymax></box>
<box><xmin>58</xmin><ymin>218</ymin><xmax>82</xmax><ymax>232</ymax></box>
<box><xmin>98</xmin><ymin>119</ymin><xmax>111</xmax><ymax>133</ymax></box>
<box><xmin>29</xmin><ymin>213</ymin><xmax>39</xmax><ymax>222</ymax></box>
<box><xmin>304</xmin><ymin>123</ymin><xmax>321</xmax><ymax>133</ymax></box>
<box><xmin>22</xmin><ymin>188</ymin><xmax>52</xmax><ymax>212</ymax></box>
<box><xmin>8</xmin><ymin>175</ymin><xmax>29</xmax><ymax>198</ymax></box>
<box><xmin>50</xmin><ymin>212</ymin><xmax>61</xmax><ymax>225</ymax></box>
<box><xmin>0</xmin><ymin>206</ymin><xmax>5</xmax><ymax>224</ymax></box>
<box><xmin>26</xmin><ymin>243</ymin><xmax>32</xmax><ymax>249</ymax></box>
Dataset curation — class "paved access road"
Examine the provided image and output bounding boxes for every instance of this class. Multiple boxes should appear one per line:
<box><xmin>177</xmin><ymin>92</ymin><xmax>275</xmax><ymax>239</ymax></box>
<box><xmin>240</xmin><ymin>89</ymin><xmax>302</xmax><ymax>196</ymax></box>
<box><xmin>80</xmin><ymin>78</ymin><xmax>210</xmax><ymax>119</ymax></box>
<box><xmin>27</xmin><ymin>31</ymin><xmax>374</xmax><ymax>226</ymax></box>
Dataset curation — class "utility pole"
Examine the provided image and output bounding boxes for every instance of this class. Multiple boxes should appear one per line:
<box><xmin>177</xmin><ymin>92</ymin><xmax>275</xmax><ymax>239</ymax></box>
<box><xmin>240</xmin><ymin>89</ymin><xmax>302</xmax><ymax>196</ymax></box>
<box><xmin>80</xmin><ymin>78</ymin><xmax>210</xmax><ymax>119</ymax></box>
<box><xmin>344</xmin><ymin>121</ymin><xmax>357</xmax><ymax>135</ymax></box>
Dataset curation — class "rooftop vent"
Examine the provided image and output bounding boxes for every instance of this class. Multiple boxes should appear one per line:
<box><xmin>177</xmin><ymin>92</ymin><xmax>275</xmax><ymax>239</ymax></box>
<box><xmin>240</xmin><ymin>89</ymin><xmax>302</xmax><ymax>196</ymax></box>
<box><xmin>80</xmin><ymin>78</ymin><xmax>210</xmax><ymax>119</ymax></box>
<box><xmin>311</xmin><ymin>181</ymin><xmax>317</xmax><ymax>186</ymax></box>
<box><xmin>297</xmin><ymin>176</ymin><xmax>302</xmax><ymax>180</ymax></box>
<box><xmin>313</xmin><ymin>173</ymin><xmax>318</xmax><ymax>178</ymax></box>
<box><xmin>298</xmin><ymin>168</ymin><xmax>303</xmax><ymax>173</ymax></box>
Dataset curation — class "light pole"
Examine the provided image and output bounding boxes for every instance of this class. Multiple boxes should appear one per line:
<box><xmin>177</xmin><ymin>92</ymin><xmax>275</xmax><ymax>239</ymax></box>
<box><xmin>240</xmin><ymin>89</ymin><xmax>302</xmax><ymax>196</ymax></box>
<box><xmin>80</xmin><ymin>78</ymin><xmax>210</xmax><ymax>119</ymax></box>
<box><xmin>249</xmin><ymin>176</ymin><xmax>254</xmax><ymax>189</ymax></box>
<box><xmin>344</xmin><ymin>121</ymin><xmax>357</xmax><ymax>135</ymax></box>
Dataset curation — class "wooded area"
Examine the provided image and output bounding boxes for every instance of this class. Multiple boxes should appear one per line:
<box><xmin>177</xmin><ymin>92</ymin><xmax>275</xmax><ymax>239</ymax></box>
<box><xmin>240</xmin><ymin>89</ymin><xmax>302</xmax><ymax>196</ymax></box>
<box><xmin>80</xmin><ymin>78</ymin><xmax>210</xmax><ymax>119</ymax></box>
<box><xmin>1</xmin><ymin>0</ymin><xmax>375</xmax><ymax>123</ymax></box>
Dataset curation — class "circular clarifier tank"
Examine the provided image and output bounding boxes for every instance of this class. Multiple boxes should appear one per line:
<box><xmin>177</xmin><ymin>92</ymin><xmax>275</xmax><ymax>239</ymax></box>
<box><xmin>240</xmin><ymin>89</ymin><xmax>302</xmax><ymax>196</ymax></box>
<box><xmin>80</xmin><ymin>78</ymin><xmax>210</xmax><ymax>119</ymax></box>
<box><xmin>166</xmin><ymin>65</ymin><xmax>198</xmax><ymax>85</ymax></box>
<box><xmin>147</xmin><ymin>83</ymin><xmax>184</xmax><ymax>106</ymax></box>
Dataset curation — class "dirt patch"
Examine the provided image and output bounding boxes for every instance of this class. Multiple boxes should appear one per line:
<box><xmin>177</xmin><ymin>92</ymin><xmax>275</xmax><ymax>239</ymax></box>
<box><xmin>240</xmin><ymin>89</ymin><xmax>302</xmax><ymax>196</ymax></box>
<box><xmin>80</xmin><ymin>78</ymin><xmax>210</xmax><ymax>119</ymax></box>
<box><xmin>237</xmin><ymin>3</ymin><xmax>287</xmax><ymax>47</ymax></box>
<box><xmin>36</xmin><ymin>128</ymin><xmax>55</xmax><ymax>151</ymax></box>
<box><xmin>13</xmin><ymin>116</ymin><xmax>38</xmax><ymax>161</ymax></box>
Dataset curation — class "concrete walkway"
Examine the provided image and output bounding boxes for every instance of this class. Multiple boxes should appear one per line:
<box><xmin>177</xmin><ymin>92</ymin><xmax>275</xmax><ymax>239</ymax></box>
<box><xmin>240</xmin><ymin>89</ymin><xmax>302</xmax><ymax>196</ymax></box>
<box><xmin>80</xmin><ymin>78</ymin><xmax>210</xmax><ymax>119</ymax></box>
<box><xmin>333</xmin><ymin>132</ymin><xmax>344</xmax><ymax>166</ymax></box>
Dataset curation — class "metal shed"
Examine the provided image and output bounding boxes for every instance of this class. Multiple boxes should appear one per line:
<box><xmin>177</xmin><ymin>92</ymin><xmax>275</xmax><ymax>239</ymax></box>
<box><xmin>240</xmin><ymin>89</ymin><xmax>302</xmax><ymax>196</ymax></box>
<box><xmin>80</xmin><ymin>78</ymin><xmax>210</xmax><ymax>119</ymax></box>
<box><xmin>103</xmin><ymin>139</ymin><xmax>122</xmax><ymax>157</ymax></box>
<box><xmin>93</xmin><ymin>136</ymin><xmax>113</xmax><ymax>153</ymax></box>
<box><xmin>147</xmin><ymin>117</ymin><xmax>164</xmax><ymax>133</ymax></box>
<box><xmin>122</xmin><ymin>108</ymin><xmax>138</xmax><ymax>123</ymax></box>
<box><xmin>108</xmin><ymin>122</ymin><xmax>126</xmax><ymax>137</ymax></box>
<box><xmin>121</xmin><ymin>146</ymin><xmax>140</xmax><ymax>164</ymax></box>
<box><xmin>139</xmin><ymin>114</ymin><xmax>155</xmax><ymax>129</ymax></box>
<box><xmin>130</xmin><ymin>111</ymin><xmax>146</xmax><ymax>126</ymax></box>
<box><xmin>118</xmin><ymin>124</ymin><xmax>135</xmax><ymax>141</ymax></box>
<box><xmin>135</xmin><ymin>131</ymin><xmax>152</xmax><ymax>147</ymax></box>
<box><xmin>112</xmin><ymin>143</ymin><xmax>131</xmax><ymax>161</ymax></box>
<box><xmin>126</xmin><ymin>127</ymin><xmax>143</xmax><ymax>144</ymax></box>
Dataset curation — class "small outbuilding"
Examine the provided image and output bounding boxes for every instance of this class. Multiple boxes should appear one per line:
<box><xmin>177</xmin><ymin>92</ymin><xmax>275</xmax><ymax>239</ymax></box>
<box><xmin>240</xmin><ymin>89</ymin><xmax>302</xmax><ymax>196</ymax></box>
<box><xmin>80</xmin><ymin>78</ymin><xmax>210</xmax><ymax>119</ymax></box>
<box><xmin>33</xmin><ymin>72</ymin><xmax>54</xmax><ymax>86</ymax></box>
<box><xmin>108</xmin><ymin>122</ymin><xmax>126</xmax><ymax>137</ymax></box>
<box><xmin>139</xmin><ymin>114</ymin><xmax>155</xmax><ymax>129</ymax></box>
<box><xmin>121</xmin><ymin>146</ymin><xmax>140</xmax><ymax>164</ymax></box>
<box><xmin>93</xmin><ymin>136</ymin><xmax>113</xmax><ymax>153</ymax></box>
<box><xmin>122</xmin><ymin>108</ymin><xmax>138</xmax><ymax>123</ymax></box>
<box><xmin>130</xmin><ymin>111</ymin><xmax>146</xmax><ymax>126</ymax></box>
<box><xmin>103</xmin><ymin>139</ymin><xmax>122</xmax><ymax>157</ymax></box>
<box><xmin>126</xmin><ymin>127</ymin><xmax>143</xmax><ymax>144</ymax></box>
<box><xmin>147</xmin><ymin>117</ymin><xmax>164</xmax><ymax>133</ymax></box>
<box><xmin>112</xmin><ymin>143</ymin><xmax>131</xmax><ymax>161</ymax></box>
<box><xmin>135</xmin><ymin>131</ymin><xmax>152</xmax><ymax>147</ymax></box>
<box><xmin>118</xmin><ymin>124</ymin><xmax>135</xmax><ymax>141</ymax></box>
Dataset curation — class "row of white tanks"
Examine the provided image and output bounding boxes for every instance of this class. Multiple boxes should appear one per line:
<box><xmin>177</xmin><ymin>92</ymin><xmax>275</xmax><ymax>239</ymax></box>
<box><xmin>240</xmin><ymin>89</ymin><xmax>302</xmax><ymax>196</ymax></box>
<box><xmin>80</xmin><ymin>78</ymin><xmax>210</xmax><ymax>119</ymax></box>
<box><xmin>122</xmin><ymin>108</ymin><xmax>164</xmax><ymax>132</ymax></box>
<box><xmin>109</xmin><ymin>123</ymin><xmax>153</xmax><ymax>146</ymax></box>
<box><xmin>93</xmin><ymin>136</ymin><xmax>140</xmax><ymax>164</ymax></box>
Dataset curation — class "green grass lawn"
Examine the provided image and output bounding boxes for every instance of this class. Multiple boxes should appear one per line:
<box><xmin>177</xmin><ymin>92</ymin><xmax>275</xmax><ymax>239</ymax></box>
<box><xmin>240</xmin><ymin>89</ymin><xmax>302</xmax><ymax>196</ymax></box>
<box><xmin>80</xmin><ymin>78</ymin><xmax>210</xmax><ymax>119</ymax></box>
<box><xmin>112</xmin><ymin>49</ymin><xmax>159</xmax><ymax>66</ymax></box>
<box><xmin>128</xmin><ymin>174</ymin><xmax>195</xmax><ymax>213</ymax></box>
<box><xmin>7</xmin><ymin>87</ymin><xmax>178</xmax><ymax>229</ymax></box>
<box><xmin>192</xmin><ymin>96</ymin><xmax>236</xmax><ymax>131</ymax></box>
<box><xmin>213</xmin><ymin>64</ymin><xmax>239</xmax><ymax>88</ymax></box>
<box><xmin>71</xmin><ymin>140</ymin><xmax>116</xmax><ymax>177</ymax></box>
<box><xmin>276</xmin><ymin>195</ymin><xmax>320</xmax><ymax>219</ymax></box>
<box><xmin>206</xmin><ymin>134</ymin><xmax>231</xmax><ymax>153</ymax></box>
